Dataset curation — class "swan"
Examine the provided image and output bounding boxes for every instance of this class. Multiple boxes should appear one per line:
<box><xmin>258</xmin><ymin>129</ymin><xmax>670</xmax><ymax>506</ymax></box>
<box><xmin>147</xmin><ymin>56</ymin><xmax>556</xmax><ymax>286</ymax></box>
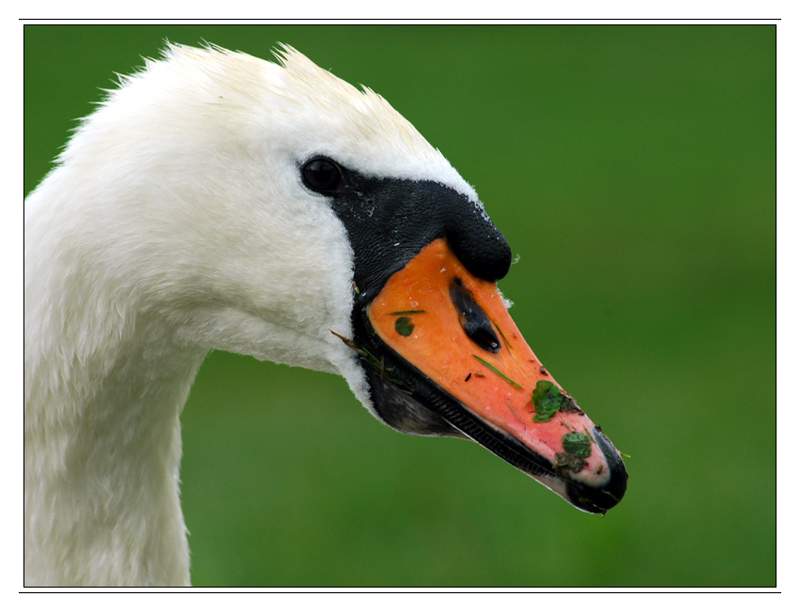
<box><xmin>25</xmin><ymin>43</ymin><xmax>627</xmax><ymax>586</ymax></box>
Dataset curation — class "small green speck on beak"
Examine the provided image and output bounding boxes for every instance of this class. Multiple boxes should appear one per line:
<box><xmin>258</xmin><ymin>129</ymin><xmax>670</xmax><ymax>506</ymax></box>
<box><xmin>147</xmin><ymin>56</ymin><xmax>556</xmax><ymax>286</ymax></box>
<box><xmin>562</xmin><ymin>431</ymin><xmax>592</xmax><ymax>459</ymax></box>
<box><xmin>554</xmin><ymin>432</ymin><xmax>593</xmax><ymax>475</ymax></box>
<box><xmin>473</xmin><ymin>355</ymin><xmax>523</xmax><ymax>389</ymax></box>
<box><xmin>395</xmin><ymin>316</ymin><xmax>414</xmax><ymax>336</ymax></box>
<box><xmin>532</xmin><ymin>380</ymin><xmax>562</xmax><ymax>422</ymax></box>
<box><xmin>531</xmin><ymin>379</ymin><xmax>583</xmax><ymax>422</ymax></box>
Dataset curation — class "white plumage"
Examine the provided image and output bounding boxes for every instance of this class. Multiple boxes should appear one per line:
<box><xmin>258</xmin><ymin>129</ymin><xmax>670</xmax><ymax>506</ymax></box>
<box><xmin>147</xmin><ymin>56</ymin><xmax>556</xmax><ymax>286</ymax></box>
<box><xmin>25</xmin><ymin>43</ymin><xmax>629</xmax><ymax>587</ymax></box>
<box><xmin>25</xmin><ymin>44</ymin><xmax>475</xmax><ymax>586</ymax></box>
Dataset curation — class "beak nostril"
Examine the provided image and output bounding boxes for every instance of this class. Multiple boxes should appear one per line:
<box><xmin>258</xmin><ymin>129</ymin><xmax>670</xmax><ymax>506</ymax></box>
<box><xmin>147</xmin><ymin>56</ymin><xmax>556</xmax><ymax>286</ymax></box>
<box><xmin>467</xmin><ymin>326</ymin><xmax>501</xmax><ymax>353</ymax></box>
<box><xmin>449</xmin><ymin>278</ymin><xmax>501</xmax><ymax>353</ymax></box>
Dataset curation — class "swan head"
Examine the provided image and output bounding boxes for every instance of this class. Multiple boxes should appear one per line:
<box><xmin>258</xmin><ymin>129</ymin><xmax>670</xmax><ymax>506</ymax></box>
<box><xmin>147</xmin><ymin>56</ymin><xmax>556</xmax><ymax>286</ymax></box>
<box><xmin>28</xmin><ymin>43</ymin><xmax>626</xmax><ymax>514</ymax></box>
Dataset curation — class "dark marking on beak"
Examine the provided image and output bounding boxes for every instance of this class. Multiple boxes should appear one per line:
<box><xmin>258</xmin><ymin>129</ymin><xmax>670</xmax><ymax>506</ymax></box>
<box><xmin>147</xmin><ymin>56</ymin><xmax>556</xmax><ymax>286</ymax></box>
<box><xmin>450</xmin><ymin>278</ymin><xmax>501</xmax><ymax>353</ymax></box>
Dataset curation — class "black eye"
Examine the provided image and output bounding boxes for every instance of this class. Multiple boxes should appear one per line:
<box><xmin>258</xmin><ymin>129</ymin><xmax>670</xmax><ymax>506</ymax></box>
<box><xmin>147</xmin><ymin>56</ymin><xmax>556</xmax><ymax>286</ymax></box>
<box><xmin>301</xmin><ymin>157</ymin><xmax>345</xmax><ymax>193</ymax></box>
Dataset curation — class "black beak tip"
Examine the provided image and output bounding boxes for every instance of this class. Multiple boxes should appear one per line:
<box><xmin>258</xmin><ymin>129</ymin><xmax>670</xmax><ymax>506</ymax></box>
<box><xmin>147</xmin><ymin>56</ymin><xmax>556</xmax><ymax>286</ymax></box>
<box><xmin>566</xmin><ymin>427</ymin><xmax>628</xmax><ymax>514</ymax></box>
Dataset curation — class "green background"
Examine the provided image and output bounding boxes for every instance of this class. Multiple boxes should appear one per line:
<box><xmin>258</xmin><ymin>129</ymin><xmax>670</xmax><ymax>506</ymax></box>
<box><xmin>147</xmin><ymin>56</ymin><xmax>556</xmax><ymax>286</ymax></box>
<box><xmin>24</xmin><ymin>25</ymin><xmax>776</xmax><ymax>587</ymax></box>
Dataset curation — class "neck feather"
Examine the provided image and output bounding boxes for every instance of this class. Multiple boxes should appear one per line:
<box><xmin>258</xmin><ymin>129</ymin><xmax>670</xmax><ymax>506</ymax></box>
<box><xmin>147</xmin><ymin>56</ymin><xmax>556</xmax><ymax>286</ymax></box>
<box><xmin>25</xmin><ymin>267</ymin><xmax>206</xmax><ymax>585</ymax></box>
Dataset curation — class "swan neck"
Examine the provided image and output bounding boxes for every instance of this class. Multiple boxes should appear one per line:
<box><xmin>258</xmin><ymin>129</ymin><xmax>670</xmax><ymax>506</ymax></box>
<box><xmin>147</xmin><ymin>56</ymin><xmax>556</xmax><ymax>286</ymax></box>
<box><xmin>25</xmin><ymin>299</ymin><xmax>206</xmax><ymax>585</ymax></box>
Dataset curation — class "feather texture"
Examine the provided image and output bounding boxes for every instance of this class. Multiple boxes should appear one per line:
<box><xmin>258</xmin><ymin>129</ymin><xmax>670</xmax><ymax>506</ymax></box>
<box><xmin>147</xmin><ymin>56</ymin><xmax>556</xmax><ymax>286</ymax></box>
<box><xmin>25</xmin><ymin>44</ymin><xmax>475</xmax><ymax>586</ymax></box>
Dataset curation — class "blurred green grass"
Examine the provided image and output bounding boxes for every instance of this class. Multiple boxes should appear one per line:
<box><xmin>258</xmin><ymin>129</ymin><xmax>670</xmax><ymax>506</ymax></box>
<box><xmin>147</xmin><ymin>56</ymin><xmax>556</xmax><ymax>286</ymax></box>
<box><xmin>24</xmin><ymin>25</ymin><xmax>775</xmax><ymax>586</ymax></box>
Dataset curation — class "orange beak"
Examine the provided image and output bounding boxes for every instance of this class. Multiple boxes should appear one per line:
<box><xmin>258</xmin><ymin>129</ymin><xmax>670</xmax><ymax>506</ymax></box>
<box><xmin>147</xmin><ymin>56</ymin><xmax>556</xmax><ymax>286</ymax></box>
<box><xmin>364</xmin><ymin>238</ymin><xmax>627</xmax><ymax>513</ymax></box>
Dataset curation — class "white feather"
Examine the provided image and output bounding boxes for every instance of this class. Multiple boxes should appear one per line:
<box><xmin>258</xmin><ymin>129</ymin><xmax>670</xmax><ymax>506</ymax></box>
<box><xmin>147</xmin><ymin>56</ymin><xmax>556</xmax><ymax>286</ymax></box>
<box><xmin>25</xmin><ymin>44</ymin><xmax>477</xmax><ymax>586</ymax></box>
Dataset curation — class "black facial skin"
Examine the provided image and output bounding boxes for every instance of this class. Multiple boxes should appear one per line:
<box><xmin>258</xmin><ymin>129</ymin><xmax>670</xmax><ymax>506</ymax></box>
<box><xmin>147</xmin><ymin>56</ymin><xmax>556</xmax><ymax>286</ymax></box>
<box><xmin>300</xmin><ymin>156</ymin><xmax>627</xmax><ymax>514</ymax></box>
<box><xmin>301</xmin><ymin>156</ymin><xmax>512</xmax><ymax>306</ymax></box>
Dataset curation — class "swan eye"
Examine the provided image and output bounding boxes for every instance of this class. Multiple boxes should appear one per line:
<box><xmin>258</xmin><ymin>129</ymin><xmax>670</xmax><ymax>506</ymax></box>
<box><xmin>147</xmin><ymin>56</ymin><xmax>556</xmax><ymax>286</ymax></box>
<box><xmin>302</xmin><ymin>157</ymin><xmax>345</xmax><ymax>193</ymax></box>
